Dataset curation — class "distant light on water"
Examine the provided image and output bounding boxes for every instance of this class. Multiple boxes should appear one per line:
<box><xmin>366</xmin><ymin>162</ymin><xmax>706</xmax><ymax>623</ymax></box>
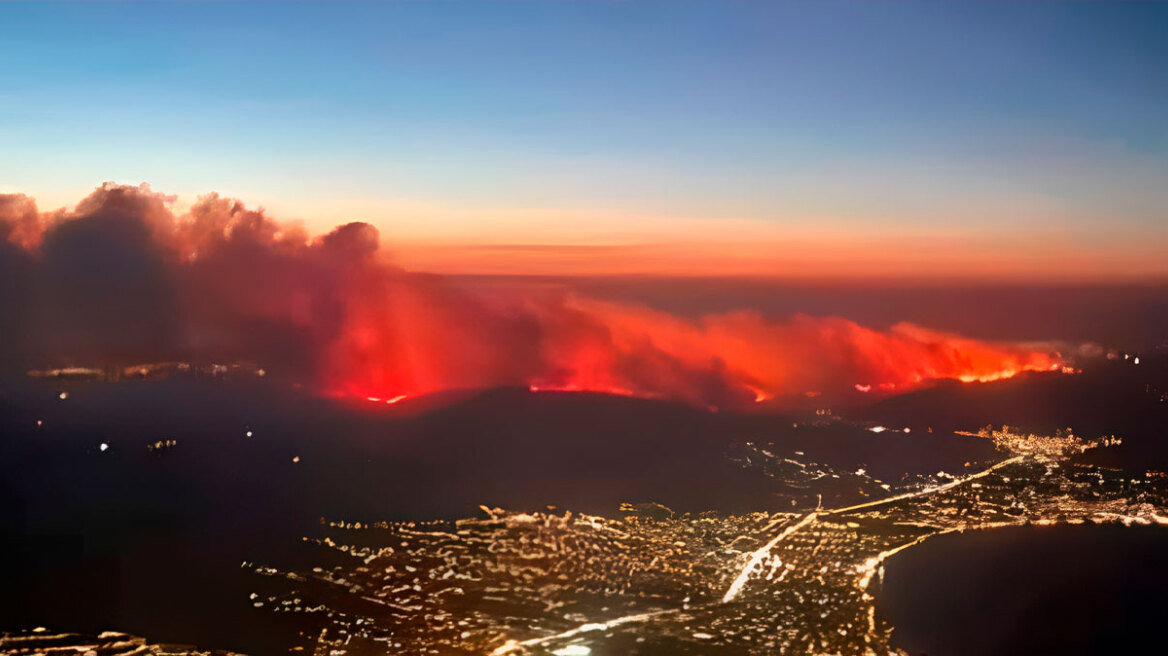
<box><xmin>552</xmin><ymin>646</ymin><xmax>591</xmax><ymax>656</ymax></box>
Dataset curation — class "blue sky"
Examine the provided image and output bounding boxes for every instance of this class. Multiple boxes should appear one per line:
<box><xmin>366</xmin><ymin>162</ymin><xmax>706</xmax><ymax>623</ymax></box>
<box><xmin>1</xmin><ymin>2</ymin><xmax>1166</xmax><ymax>276</ymax></box>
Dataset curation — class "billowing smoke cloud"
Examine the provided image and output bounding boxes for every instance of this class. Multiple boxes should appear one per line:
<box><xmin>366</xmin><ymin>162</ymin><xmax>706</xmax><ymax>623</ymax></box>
<box><xmin>0</xmin><ymin>183</ymin><xmax>1063</xmax><ymax>408</ymax></box>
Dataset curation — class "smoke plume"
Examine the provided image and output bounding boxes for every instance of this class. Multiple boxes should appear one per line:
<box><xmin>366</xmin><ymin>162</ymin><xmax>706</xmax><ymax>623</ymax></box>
<box><xmin>0</xmin><ymin>183</ymin><xmax>1063</xmax><ymax>409</ymax></box>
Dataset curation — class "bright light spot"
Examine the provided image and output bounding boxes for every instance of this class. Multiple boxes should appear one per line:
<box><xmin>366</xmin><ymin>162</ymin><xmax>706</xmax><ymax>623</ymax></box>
<box><xmin>58</xmin><ymin>391</ymin><xmax>68</xmax><ymax>400</ymax></box>
<box><xmin>956</xmin><ymin>369</ymin><xmax>1020</xmax><ymax>383</ymax></box>
<box><xmin>245</xmin><ymin>430</ymin><xmax>253</xmax><ymax>438</ymax></box>
<box><xmin>551</xmin><ymin>646</ymin><xmax>591</xmax><ymax>656</ymax></box>
<box><xmin>1134</xmin><ymin>357</ymin><xmax>1140</xmax><ymax>365</ymax></box>
<box><xmin>292</xmin><ymin>456</ymin><xmax>300</xmax><ymax>463</ymax></box>
<box><xmin>386</xmin><ymin>394</ymin><xmax>408</xmax><ymax>404</ymax></box>
<box><xmin>854</xmin><ymin>384</ymin><xmax>872</xmax><ymax>393</ymax></box>
<box><xmin>36</xmin><ymin>419</ymin><xmax>43</xmax><ymax>427</ymax></box>
<box><xmin>99</xmin><ymin>442</ymin><xmax>109</xmax><ymax>452</ymax></box>
<box><xmin>903</xmin><ymin>427</ymin><xmax>911</xmax><ymax>433</ymax></box>
<box><xmin>868</xmin><ymin>426</ymin><xmax>887</xmax><ymax>433</ymax></box>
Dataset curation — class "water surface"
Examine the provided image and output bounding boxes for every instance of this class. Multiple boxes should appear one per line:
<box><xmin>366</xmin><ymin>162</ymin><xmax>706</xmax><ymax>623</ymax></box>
<box><xmin>878</xmin><ymin>524</ymin><xmax>1168</xmax><ymax>656</ymax></box>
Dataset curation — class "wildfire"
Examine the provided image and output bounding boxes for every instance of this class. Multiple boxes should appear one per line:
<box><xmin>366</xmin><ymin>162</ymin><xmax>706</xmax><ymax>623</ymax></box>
<box><xmin>2</xmin><ymin>183</ymin><xmax>1070</xmax><ymax>412</ymax></box>
<box><xmin>363</xmin><ymin>394</ymin><xmax>409</xmax><ymax>405</ymax></box>
<box><xmin>328</xmin><ymin>295</ymin><xmax>1065</xmax><ymax>410</ymax></box>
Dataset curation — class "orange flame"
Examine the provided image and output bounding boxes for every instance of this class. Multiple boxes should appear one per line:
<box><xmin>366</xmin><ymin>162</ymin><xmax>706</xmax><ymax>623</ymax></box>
<box><xmin>327</xmin><ymin>293</ymin><xmax>1063</xmax><ymax>410</ymax></box>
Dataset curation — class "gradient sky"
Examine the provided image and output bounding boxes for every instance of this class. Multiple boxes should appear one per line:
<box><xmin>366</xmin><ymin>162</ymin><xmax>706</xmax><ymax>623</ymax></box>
<box><xmin>2</xmin><ymin>2</ymin><xmax>1166</xmax><ymax>279</ymax></box>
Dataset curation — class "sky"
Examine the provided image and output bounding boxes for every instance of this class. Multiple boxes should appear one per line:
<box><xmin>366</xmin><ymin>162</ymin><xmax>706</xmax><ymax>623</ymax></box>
<box><xmin>2</xmin><ymin>2</ymin><xmax>1167</xmax><ymax>279</ymax></box>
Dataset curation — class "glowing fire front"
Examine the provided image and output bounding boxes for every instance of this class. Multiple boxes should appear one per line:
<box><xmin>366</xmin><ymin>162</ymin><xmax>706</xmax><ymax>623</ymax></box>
<box><xmin>329</xmin><ymin>295</ymin><xmax>1063</xmax><ymax>410</ymax></box>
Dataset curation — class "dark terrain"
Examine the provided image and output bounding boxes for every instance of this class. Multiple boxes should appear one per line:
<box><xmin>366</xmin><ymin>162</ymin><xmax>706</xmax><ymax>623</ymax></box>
<box><xmin>1</xmin><ymin>352</ymin><xmax>1166</xmax><ymax>654</ymax></box>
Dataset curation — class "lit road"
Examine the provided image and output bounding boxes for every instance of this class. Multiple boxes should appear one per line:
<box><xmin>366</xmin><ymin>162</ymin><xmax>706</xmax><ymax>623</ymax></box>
<box><xmin>491</xmin><ymin>454</ymin><xmax>1029</xmax><ymax>654</ymax></box>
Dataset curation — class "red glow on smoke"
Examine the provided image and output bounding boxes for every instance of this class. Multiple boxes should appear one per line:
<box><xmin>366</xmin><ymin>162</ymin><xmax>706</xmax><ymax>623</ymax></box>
<box><xmin>326</xmin><ymin>294</ymin><xmax>1063</xmax><ymax>410</ymax></box>
<box><xmin>1</xmin><ymin>183</ymin><xmax>1068</xmax><ymax>411</ymax></box>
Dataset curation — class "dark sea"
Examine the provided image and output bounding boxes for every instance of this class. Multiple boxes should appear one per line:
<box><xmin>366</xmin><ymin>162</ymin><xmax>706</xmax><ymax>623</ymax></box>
<box><xmin>877</xmin><ymin>523</ymin><xmax>1168</xmax><ymax>656</ymax></box>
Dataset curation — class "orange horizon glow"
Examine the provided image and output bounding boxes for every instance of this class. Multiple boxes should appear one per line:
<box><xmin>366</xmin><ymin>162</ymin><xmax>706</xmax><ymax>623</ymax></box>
<box><xmin>6</xmin><ymin>185</ymin><xmax>1167</xmax><ymax>283</ymax></box>
<box><xmin>383</xmin><ymin>237</ymin><xmax>1168</xmax><ymax>282</ymax></box>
